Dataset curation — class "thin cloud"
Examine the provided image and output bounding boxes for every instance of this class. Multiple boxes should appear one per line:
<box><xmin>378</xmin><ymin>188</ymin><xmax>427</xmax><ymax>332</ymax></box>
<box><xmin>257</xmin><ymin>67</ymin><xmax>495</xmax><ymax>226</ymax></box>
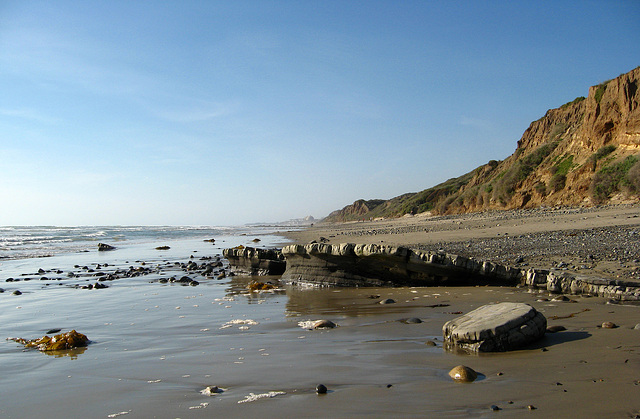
<box><xmin>0</xmin><ymin>108</ymin><xmax>60</xmax><ymax>124</ymax></box>
<box><xmin>153</xmin><ymin>101</ymin><xmax>240</xmax><ymax>123</ymax></box>
<box><xmin>459</xmin><ymin>116</ymin><xmax>493</xmax><ymax>131</ymax></box>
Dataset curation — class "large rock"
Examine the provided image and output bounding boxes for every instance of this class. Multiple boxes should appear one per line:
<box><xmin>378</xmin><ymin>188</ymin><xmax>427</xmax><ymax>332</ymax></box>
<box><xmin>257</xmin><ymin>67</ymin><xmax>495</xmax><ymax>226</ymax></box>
<box><xmin>443</xmin><ymin>302</ymin><xmax>546</xmax><ymax>352</ymax></box>
<box><xmin>279</xmin><ymin>243</ymin><xmax>522</xmax><ymax>287</ymax></box>
<box><xmin>223</xmin><ymin>247</ymin><xmax>286</xmax><ymax>276</ymax></box>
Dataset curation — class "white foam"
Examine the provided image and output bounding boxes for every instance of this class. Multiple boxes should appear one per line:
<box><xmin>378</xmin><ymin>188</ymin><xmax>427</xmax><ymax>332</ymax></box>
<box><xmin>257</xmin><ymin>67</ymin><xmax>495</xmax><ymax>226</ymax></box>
<box><xmin>237</xmin><ymin>391</ymin><xmax>286</xmax><ymax>404</ymax></box>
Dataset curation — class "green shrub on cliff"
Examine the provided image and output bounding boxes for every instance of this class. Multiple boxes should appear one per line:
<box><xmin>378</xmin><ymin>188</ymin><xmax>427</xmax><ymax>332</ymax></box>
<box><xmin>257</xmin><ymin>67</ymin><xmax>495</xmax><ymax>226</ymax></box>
<box><xmin>591</xmin><ymin>155</ymin><xmax>639</xmax><ymax>202</ymax></box>
<box><xmin>493</xmin><ymin>141</ymin><xmax>559</xmax><ymax>202</ymax></box>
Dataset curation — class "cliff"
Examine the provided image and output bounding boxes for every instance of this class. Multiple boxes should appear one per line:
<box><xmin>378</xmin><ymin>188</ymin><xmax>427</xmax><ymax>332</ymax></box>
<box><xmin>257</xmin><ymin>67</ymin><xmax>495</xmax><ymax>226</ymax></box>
<box><xmin>326</xmin><ymin>66</ymin><xmax>640</xmax><ymax>222</ymax></box>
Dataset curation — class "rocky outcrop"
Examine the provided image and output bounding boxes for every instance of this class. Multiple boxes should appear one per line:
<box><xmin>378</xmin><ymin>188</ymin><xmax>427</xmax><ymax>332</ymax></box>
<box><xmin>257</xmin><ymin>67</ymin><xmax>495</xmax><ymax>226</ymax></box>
<box><xmin>279</xmin><ymin>243</ymin><xmax>523</xmax><ymax>287</ymax></box>
<box><xmin>443</xmin><ymin>302</ymin><xmax>547</xmax><ymax>353</ymax></box>
<box><xmin>98</xmin><ymin>243</ymin><xmax>115</xmax><ymax>251</ymax></box>
<box><xmin>223</xmin><ymin>246</ymin><xmax>286</xmax><ymax>276</ymax></box>
<box><xmin>523</xmin><ymin>269</ymin><xmax>640</xmax><ymax>301</ymax></box>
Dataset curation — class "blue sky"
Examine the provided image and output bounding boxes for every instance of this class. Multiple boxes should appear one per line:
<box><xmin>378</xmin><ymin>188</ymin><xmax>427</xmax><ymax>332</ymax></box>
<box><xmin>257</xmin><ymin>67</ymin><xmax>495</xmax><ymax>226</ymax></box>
<box><xmin>0</xmin><ymin>1</ymin><xmax>638</xmax><ymax>226</ymax></box>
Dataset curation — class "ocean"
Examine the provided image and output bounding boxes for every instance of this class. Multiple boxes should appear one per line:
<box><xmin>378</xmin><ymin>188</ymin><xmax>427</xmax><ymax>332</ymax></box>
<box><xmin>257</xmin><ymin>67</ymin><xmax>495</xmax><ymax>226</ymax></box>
<box><xmin>0</xmin><ymin>225</ymin><xmax>287</xmax><ymax>260</ymax></box>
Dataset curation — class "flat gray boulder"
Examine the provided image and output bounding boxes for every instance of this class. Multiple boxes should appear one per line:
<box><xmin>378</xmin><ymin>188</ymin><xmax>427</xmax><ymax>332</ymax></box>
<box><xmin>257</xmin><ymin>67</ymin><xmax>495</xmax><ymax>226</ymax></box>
<box><xmin>443</xmin><ymin>302</ymin><xmax>546</xmax><ymax>353</ymax></box>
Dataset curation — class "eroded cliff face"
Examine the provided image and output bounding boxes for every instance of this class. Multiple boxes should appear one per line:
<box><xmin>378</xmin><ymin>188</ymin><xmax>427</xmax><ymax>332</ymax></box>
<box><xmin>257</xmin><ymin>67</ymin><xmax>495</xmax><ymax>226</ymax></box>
<box><xmin>327</xmin><ymin>67</ymin><xmax>640</xmax><ymax>222</ymax></box>
<box><xmin>482</xmin><ymin>66</ymin><xmax>640</xmax><ymax>211</ymax></box>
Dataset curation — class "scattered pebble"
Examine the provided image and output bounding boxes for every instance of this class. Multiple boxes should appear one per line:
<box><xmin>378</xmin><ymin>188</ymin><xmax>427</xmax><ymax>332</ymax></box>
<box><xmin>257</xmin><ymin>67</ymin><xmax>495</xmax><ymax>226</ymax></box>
<box><xmin>379</xmin><ymin>298</ymin><xmax>396</xmax><ymax>304</ymax></box>
<box><xmin>490</xmin><ymin>405</ymin><xmax>501</xmax><ymax>411</ymax></box>
<box><xmin>316</xmin><ymin>384</ymin><xmax>328</xmax><ymax>394</ymax></box>
<box><xmin>601</xmin><ymin>321</ymin><xmax>618</xmax><ymax>329</ymax></box>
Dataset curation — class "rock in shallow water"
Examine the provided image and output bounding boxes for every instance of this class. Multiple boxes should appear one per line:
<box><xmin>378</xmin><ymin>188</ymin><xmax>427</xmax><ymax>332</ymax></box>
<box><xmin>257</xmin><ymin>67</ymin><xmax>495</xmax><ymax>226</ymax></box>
<box><xmin>443</xmin><ymin>302</ymin><xmax>546</xmax><ymax>352</ymax></box>
<box><xmin>313</xmin><ymin>320</ymin><xmax>337</xmax><ymax>329</ymax></box>
<box><xmin>448</xmin><ymin>365</ymin><xmax>478</xmax><ymax>382</ymax></box>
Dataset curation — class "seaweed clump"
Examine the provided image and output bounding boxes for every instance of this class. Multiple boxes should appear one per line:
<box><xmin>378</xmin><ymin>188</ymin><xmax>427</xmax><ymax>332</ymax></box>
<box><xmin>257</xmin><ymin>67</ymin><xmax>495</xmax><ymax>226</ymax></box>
<box><xmin>9</xmin><ymin>330</ymin><xmax>90</xmax><ymax>351</ymax></box>
<box><xmin>247</xmin><ymin>281</ymin><xmax>275</xmax><ymax>292</ymax></box>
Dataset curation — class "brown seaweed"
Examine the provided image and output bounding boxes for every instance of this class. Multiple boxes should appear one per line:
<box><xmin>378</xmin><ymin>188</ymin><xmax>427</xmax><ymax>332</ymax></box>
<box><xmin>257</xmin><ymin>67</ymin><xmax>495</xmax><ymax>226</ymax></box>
<box><xmin>9</xmin><ymin>330</ymin><xmax>90</xmax><ymax>351</ymax></box>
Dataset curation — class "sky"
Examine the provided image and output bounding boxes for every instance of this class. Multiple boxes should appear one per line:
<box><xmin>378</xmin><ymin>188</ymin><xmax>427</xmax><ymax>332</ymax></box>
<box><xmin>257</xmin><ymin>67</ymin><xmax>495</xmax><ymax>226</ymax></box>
<box><xmin>0</xmin><ymin>1</ymin><xmax>638</xmax><ymax>226</ymax></box>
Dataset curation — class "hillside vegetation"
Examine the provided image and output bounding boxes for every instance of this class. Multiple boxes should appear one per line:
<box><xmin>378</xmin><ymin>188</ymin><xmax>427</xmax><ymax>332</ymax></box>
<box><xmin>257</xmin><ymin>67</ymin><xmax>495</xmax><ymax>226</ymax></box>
<box><xmin>326</xmin><ymin>66</ymin><xmax>640</xmax><ymax>222</ymax></box>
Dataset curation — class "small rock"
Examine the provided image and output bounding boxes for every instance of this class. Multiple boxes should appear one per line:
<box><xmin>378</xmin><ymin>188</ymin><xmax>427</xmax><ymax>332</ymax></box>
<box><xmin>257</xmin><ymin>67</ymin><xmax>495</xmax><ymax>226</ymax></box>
<box><xmin>401</xmin><ymin>317</ymin><xmax>422</xmax><ymax>324</ymax></box>
<box><xmin>98</xmin><ymin>243</ymin><xmax>116</xmax><ymax>251</ymax></box>
<box><xmin>316</xmin><ymin>384</ymin><xmax>328</xmax><ymax>394</ymax></box>
<box><xmin>200</xmin><ymin>386</ymin><xmax>223</xmax><ymax>396</ymax></box>
<box><xmin>634</xmin><ymin>324</ymin><xmax>640</xmax><ymax>330</ymax></box>
<box><xmin>490</xmin><ymin>405</ymin><xmax>501</xmax><ymax>411</ymax></box>
<box><xmin>189</xmin><ymin>280</ymin><xmax>199</xmax><ymax>286</ymax></box>
<box><xmin>313</xmin><ymin>320</ymin><xmax>337</xmax><ymax>329</ymax></box>
<box><xmin>379</xmin><ymin>298</ymin><xmax>396</xmax><ymax>305</ymax></box>
<box><xmin>546</xmin><ymin>325</ymin><xmax>567</xmax><ymax>333</ymax></box>
<box><xmin>551</xmin><ymin>295</ymin><xmax>571</xmax><ymax>302</ymax></box>
<box><xmin>425</xmin><ymin>340</ymin><xmax>437</xmax><ymax>347</ymax></box>
<box><xmin>12</xmin><ymin>290</ymin><xmax>22</xmax><ymax>295</ymax></box>
<box><xmin>527</xmin><ymin>405</ymin><xmax>537</xmax><ymax>410</ymax></box>
<box><xmin>448</xmin><ymin>365</ymin><xmax>478</xmax><ymax>383</ymax></box>
<box><xmin>601</xmin><ymin>321</ymin><xmax>617</xmax><ymax>329</ymax></box>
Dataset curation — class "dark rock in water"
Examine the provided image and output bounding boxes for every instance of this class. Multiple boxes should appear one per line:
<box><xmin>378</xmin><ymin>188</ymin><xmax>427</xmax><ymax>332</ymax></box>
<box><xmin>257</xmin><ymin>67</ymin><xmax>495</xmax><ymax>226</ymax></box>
<box><xmin>379</xmin><ymin>298</ymin><xmax>396</xmax><ymax>304</ymax></box>
<box><xmin>201</xmin><ymin>385</ymin><xmax>223</xmax><ymax>395</ymax></box>
<box><xmin>313</xmin><ymin>320</ymin><xmax>337</xmax><ymax>329</ymax></box>
<box><xmin>12</xmin><ymin>290</ymin><xmax>22</xmax><ymax>295</ymax></box>
<box><xmin>425</xmin><ymin>340</ymin><xmax>437</xmax><ymax>346</ymax></box>
<box><xmin>223</xmin><ymin>246</ymin><xmax>286</xmax><ymax>276</ymax></box>
<box><xmin>316</xmin><ymin>384</ymin><xmax>328</xmax><ymax>394</ymax></box>
<box><xmin>189</xmin><ymin>280</ymin><xmax>199</xmax><ymax>286</ymax></box>
<box><xmin>176</xmin><ymin>276</ymin><xmax>192</xmax><ymax>284</ymax></box>
<box><xmin>546</xmin><ymin>325</ymin><xmax>567</xmax><ymax>333</ymax></box>
<box><xmin>443</xmin><ymin>302</ymin><xmax>547</xmax><ymax>352</ymax></box>
<box><xmin>401</xmin><ymin>317</ymin><xmax>423</xmax><ymax>324</ymax></box>
<box><xmin>98</xmin><ymin>243</ymin><xmax>116</xmax><ymax>251</ymax></box>
<box><xmin>448</xmin><ymin>365</ymin><xmax>478</xmax><ymax>382</ymax></box>
<box><xmin>490</xmin><ymin>405</ymin><xmax>502</xmax><ymax>411</ymax></box>
<box><xmin>158</xmin><ymin>278</ymin><xmax>168</xmax><ymax>284</ymax></box>
<box><xmin>155</xmin><ymin>246</ymin><xmax>171</xmax><ymax>250</ymax></box>
<box><xmin>47</xmin><ymin>329</ymin><xmax>62</xmax><ymax>334</ymax></box>
<box><xmin>0</xmin><ymin>288</ymin><xmax>4</xmax><ymax>293</ymax></box>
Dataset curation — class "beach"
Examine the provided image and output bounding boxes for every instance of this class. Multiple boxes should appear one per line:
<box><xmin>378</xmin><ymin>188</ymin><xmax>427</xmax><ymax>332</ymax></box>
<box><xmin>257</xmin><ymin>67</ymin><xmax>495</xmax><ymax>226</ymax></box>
<box><xmin>1</xmin><ymin>208</ymin><xmax>640</xmax><ymax>418</ymax></box>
